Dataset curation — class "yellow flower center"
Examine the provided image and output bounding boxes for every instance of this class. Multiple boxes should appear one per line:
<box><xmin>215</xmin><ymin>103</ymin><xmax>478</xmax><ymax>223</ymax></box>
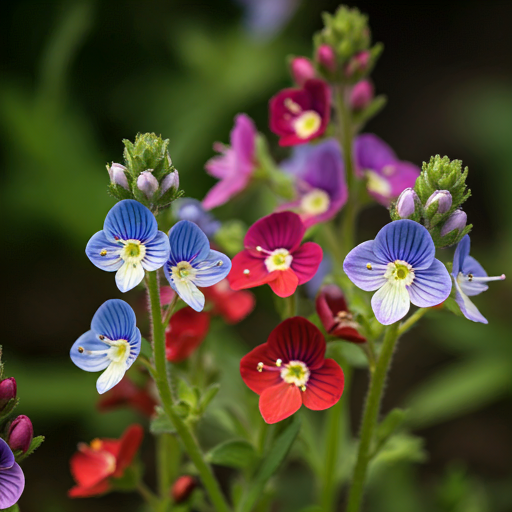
<box><xmin>384</xmin><ymin>260</ymin><xmax>415</xmax><ymax>286</ymax></box>
<box><xmin>300</xmin><ymin>189</ymin><xmax>330</xmax><ymax>215</ymax></box>
<box><xmin>107</xmin><ymin>339</ymin><xmax>131</xmax><ymax>365</ymax></box>
<box><xmin>172</xmin><ymin>261</ymin><xmax>197</xmax><ymax>283</ymax></box>
<box><xmin>293</xmin><ymin>111</ymin><xmax>322</xmax><ymax>139</ymax></box>
<box><xmin>281</xmin><ymin>360</ymin><xmax>310</xmax><ymax>390</ymax></box>
<box><xmin>120</xmin><ymin>239</ymin><xmax>146</xmax><ymax>265</ymax></box>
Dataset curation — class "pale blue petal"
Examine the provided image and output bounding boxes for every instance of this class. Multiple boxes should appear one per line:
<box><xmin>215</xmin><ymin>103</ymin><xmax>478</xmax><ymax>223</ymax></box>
<box><xmin>168</xmin><ymin>220</ymin><xmax>210</xmax><ymax>265</ymax></box>
<box><xmin>371</xmin><ymin>280</ymin><xmax>410</xmax><ymax>325</ymax></box>
<box><xmin>85</xmin><ymin>231</ymin><xmax>123</xmax><ymax>271</ymax></box>
<box><xmin>374</xmin><ymin>220</ymin><xmax>435</xmax><ymax>270</ymax></box>
<box><xmin>91</xmin><ymin>299</ymin><xmax>138</xmax><ymax>342</ymax></box>
<box><xmin>96</xmin><ymin>362</ymin><xmax>127</xmax><ymax>394</ymax></box>
<box><xmin>408</xmin><ymin>259</ymin><xmax>452</xmax><ymax>307</ymax></box>
<box><xmin>343</xmin><ymin>240</ymin><xmax>388</xmax><ymax>291</ymax></box>
<box><xmin>171</xmin><ymin>278</ymin><xmax>205</xmax><ymax>312</ymax></box>
<box><xmin>70</xmin><ymin>330</ymin><xmax>110</xmax><ymax>372</ymax></box>
<box><xmin>192</xmin><ymin>250</ymin><xmax>232</xmax><ymax>287</ymax></box>
<box><xmin>452</xmin><ymin>234</ymin><xmax>470</xmax><ymax>276</ymax></box>
<box><xmin>0</xmin><ymin>438</ymin><xmax>14</xmax><ymax>470</ymax></box>
<box><xmin>454</xmin><ymin>279</ymin><xmax>488</xmax><ymax>324</ymax></box>
<box><xmin>103</xmin><ymin>199</ymin><xmax>157</xmax><ymax>243</ymax></box>
<box><xmin>459</xmin><ymin>256</ymin><xmax>489</xmax><ymax>296</ymax></box>
<box><xmin>0</xmin><ymin>462</ymin><xmax>24</xmax><ymax>509</ymax></box>
<box><xmin>141</xmin><ymin>231</ymin><xmax>171</xmax><ymax>271</ymax></box>
<box><xmin>115</xmin><ymin>261</ymin><xmax>145</xmax><ymax>292</ymax></box>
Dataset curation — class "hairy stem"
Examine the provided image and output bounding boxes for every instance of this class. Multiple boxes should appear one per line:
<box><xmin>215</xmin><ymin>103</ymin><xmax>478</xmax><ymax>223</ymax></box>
<box><xmin>398</xmin><ymin>307</ymin><xmax>429</xmax><ymax>336</ymax></box>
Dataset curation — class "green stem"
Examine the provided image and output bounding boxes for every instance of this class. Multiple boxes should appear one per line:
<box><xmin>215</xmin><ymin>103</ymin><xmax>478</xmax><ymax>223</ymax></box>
<box><xmin>345</xmin><ymin>322</ymin><xmax>400</xmax><ymax>512</ymax></box>
<box><xmin>157</xmin><ymin>433</ymin><xmax>180</xmax><ymax>499</ymax></box>
<box><xmin>137</xmin><ymin>481</ymin><xmax>160</xmax><ymax>510</ymax></box>
<box><xmin>282</xmin><ymin>293</ymin><xmax>297</xmax><ymax>319</ymax></box>
<box><xmin>398</xmin><ymin>307</ymin><xmax>429</xmax><ymax>336</ymax></box>
<box><xmin>146</xmin><ymin>271</ymin><xmax>231</xmax><ymax>512</ymax></box>
<box><xmin>162</xmin><ymin>294</ymin><xmax>179</xmax><ymax>327</ymax></box>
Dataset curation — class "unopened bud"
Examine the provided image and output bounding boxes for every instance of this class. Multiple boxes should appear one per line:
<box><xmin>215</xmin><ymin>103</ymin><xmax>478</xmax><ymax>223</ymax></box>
<box><xmin>171</xmin><ymin>475</ymin><xmax>196</xmax><ymax>503</ymax></box>
<box><xmin>345</xmin><ymin>50</ymin><xmax>371</xmax><ymax>76</ymax></box>
<box><xmin>426</xmin><ymin>190</ymin><xmax>452</xmax><ymax>214</ymax></box>
<box><xmin>0</xmin><ymin>378</ymin><xmax>16</xmax><ymax>411</ymax></box>
<box><xmin>108</xmin><ymin>163</ymin><xmax>129</xmax><ymax>190</ymax></box>
<box><xmin>8</xmin><ymin>415</ymin><xmax>33</xmax><ymax>453</ymax></box>
<box><xmin>316</xmin><ymin>44</ymin><xmax>336</xmax><ymax>72</ymax></box>
<box><xmin>396</xmin><ymin>188</ymin><xmax>419</xmax><ymax>218</ymax></box>
<box><xmin>161</xmin><ymin>171</ymin><xmax>179</xmax><ymax>195</ymax></box>
<box><xmin>290</xmin><ymin>57</ymin><xmax>315</xmax><ymax>86</ymax></box>
<box><xmin>440</xmin><ymin>209</ymin><xmax>467</xmax><ymax>237</ymax></box>
<box><xmin>350</xmin><ymin>80</ymin><xmax>374</xmax><ymax>110</ymax></box>
<box><xmin>137</xmin><ymin>170</ymin><xmax>159</xmax><ymax>199</ymax></box>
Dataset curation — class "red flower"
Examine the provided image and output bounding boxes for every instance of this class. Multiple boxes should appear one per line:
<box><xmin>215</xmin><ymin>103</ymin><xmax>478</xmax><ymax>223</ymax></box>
<box><xmin>240</xmin><ymin>317</ymin><xmax>344</xmax><ymax>424</ymax></box>
<box><xmin>203</xmin><ymin>279</ymin><xmax>255</xmax><ymax>324</ymax></box>
<box><xmin>69</xmin><ymin>425</ymin><xmax>143</xmax><ymax>497</ymax></box>
<box><xmin>97</xmin><ymin>377</ymin><xmax>158</xmax><ymax>417</ymax></box>
<box><xmin>228</xmin><ymin>212</ymin><xmax>323</xmax><ymax>298</ymax></box>
<box><xmin>316</xmin><ymin>285</ymin><xmax>366</xmax><ymax>343</ymax></box>
<box><xmin>269</xmin><ymin>79</ymin><xmax>331</xmax><ymax>146</ymax></box>
<box><xmin>165</xmin><ymin>307</ymin><xmax>210</xmax><ymax>362</ymax></box>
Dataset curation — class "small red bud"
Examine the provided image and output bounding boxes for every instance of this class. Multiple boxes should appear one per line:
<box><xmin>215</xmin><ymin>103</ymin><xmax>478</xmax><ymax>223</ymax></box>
<box><xmin>316</xmin><ymin>44</ymin><xmax>336</xmax><ymax>72</ymax></box>
<box><xmin>0</xmin><ymin>378</ymin><xmax>17</xmax><ymax>411</ymax></box>
<box><xmin>344</xmin><ymin>50</ymin><xmax>371</xmax><ymax>77</ymax></box>
<box><xmin>290</xmin><ymin>57</ymin><xmax>315</xmax><ymax>86</ymax></box>
<box><xmin>350</xmin><ymin>80</ymin><xmax>374</xmax><ymax>111</ymax></box>
<box><xmin>171</xmin><ymin>475</ymin><xmax>196</xmax><ymax>503</ymax></box>
<box><xmin>8</xmin><ymin>415</ymin><xmax>33</xmax><ymax>453</ymax></box>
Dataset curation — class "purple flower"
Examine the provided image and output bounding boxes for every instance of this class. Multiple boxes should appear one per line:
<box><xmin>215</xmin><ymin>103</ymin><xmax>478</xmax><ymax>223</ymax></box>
<box><xmin>441</xmin><ymin>209</ymin><xmax>467</xmax><ymax>237</ymax></box>
<box><xmin>279</xmin><ymin>139</ymin><xmax>348</xmax><ymax>227</ymax></box>
<box><xmin>343</xmin><ymin>220</ymin><xmax>451</xmax><ymax>325</ymax></box>
<box><xmin>396</xmin><ymin>188</ymin><xmax>419</xmax><ymax>219</ymax></box>
<box><xmin>0</xmin><ymin>438</ymin><xmax>24</xmax><ymax>509</ymax></box>
<box><xmin>426</xmin><ymin>190</ymin><xmax>452</xmax><ymax>214</ymax></box>
<box><xmin>176</xmin><ymin>198</ymin><xmax>221</xmax><ymax>239</ymax></box>
<box><xmin>354</xmin><ymin>134</ymin><xmax>420</xmax><ymax>206</ymax></box>
<box><xmin>452</xmin><ymin>235</ymin><xmax>505</xmax><ymax>324</ymax></box>
<box><xmin>202</xmin><ymin>114</ymin><xmax>257</xmax><ymax>210</ymax></box>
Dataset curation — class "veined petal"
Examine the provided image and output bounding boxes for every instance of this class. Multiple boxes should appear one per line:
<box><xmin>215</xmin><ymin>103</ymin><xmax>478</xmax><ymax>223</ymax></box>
<box><xmin>168</xmin><ymin>220</ymin><xmax>210</xmax><ymax>265</ymax></box>
<box><xmin>240</xmin><ymin>343</ymin><xmax>282</xmax><ymax>395</ymax></box>
<box><xmin>452</xmin><ymin>234</ymin><xmax>470</xmax><ymax>276</ymax></box>
<box><xmin>290</xmin><ymin>242</ymin><xmax>323</xmax><ymax>284</ymax></box>
<box><xmin>343</xmin><ymin>241</ymin><xmax>388</xmax><ymax>291</ymax></box>
<box><xmin>371</xmin><ymin>280</ymin><xmax>410</xmax><ymax>325</ymax></box>
<box><xmin>0</xmin><ymin>462</ymin><xmax>25</xmax><ymax>509</ymax></box>
<box><xmin>228</xmin><ymin>251</ymin><xmax>274</xmax><ymax>290</ymax></box>
<box><xmin>70</xmin><ymin>331</ymin><xmax>110</xmax><ymax>372</ymax></box>
<box><xmin>103</xmin><ymin>200</ymin><xmax>157</xmax><ymax>244</ymax></box>
<box><xmin>91</xmin><ymin>299</ymin><xmax>138</xmax><ymax>343</ymax></box>
<box><xmin>268</xmin><ymin>269</ymin><xmax>299</xmax><ymax>297</ymax></box>
<box><xmin>408</xmin><ymin>259</ymin><xmax>451</xmax><ymax>308</ymax></box>
<box><xmin>141</xmin><ymin>231</ymin><xmax>171</xmax><ymax>271</ymax></box>
<box><xmin>302</xmin><ymin>359</ymin><xmax>344</xmax><ymax>411</ymax></box>
<box><xmin>0</xmin><ymin>438</ymin><xmax>15</xmax><ymax>470</ymax></box>
<box><xmin>97</xmin><ymin>361</ymin><xmax>127</xmax><ymax>394</ymax></box>
<box><xmin>170</xmin><ymin>278</ymin><xmax>205</xmax><ymax>312</ymax></box>
<box><xmin>459</xmin><ymin>255</ymin><xmax>489</xmax><ymax>296</ymax></box>
<box><xmin>454</xmin><ymin>279</ymin><xmax>488</xmax><ymax>324</ymax></box>
<box><xmin>116</xmin><ymin>261</ymin><xmax>145</xmax><ymax>293</ymax></box>
<box><xmin>259</xmin><ymin>382</ymin><xmax>302</xmax><ymax>424</ymax></box>
<box><xmin>192</xmin><ymin>250</ymin><xmax>232</xmax><ymax>287</ymax></box>
<box><xmin>86</xmin><ymin>231</ymin><xmax>123</xmax><ymax>271</ymax></box>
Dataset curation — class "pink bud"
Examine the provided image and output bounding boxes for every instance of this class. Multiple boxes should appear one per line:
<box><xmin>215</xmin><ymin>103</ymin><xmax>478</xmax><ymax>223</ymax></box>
<box><xmin>396</xmin><ymin>188</ymin><xmax>419</xmax><ymax>218</ymax></box>
<box><xmin>108</xmin><ymin>163</ymin><xmax>129</xmax><ymax>190</ymax></box>
<box><xmin>350</xmin><ymin>80</ymin><xmax>374</xmax><ymax>111</ymax></box>
<box><xmin>171</xmin><ymin>475</ymin><xmax>196</xmax><ymax>503</ymax></box>
<box><xmin>160</xmin><ymin>171</ymin><xmax>179</xmax><ymax>195</ymax></box>
<box><xmin>441</xmin><ymin>209</ymin><xmax>467</xmax><ymax>237</ymax></box>
<box><xmin>290</xmin><ymin>57</ymin><xmax>315</xmax><ymax>86</ymax></box>
<box><xmin>316</xmin><ymin>44</ymin><xmax>336</xmax><ymax>72</ymax></box>
<box><xmin>8</xmin><ymin>415</ymin><xmax>33</xmax><ymax>453</ymax></box>
<box><xmin>345</xmin><ymin>51</ymin><xmax>371</xmax><ymax>77</ymax></box>
<box><xmin>0</xmin><ymin>378</ymin><xmax>17</xmax><ymax>411</ymax></box>
<box><xmin>137</xmin><ymin>170</ymin><xmax>159</xmax><ymax>199</ymax></box>
<box><xmin>426</xmin><ymin>190</ymin><xmax>452</xmax><ymax>214</ymax></box>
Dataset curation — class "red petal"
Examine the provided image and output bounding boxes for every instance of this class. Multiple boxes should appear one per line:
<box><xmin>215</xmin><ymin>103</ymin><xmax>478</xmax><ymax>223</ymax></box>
<box><xmin>70</xmin><ymin>447</ymin><xmax>115</xmax><ymax>488</ymax></box>
<box><xmin>228</xmin><ymin>251</ymin><xmax>273</xmax><ymax>290</ymax></box>
<box><xmin>268</xmin><ymin>269</ymin><xmax>299</xmax><ymax>297</ymax></box>
<box><xmin>331</xmin><ymin>326</ymin><xmax>366</xmax><ymax>344</ymax></box>
<box><xmin>259</xmin><ymin>382</ymin><xmax>302</xmax><ymax>424</ymax></box>
<box><xmin>302</xmin><ymin>359</ymin><xmax>344</xmax><ymax>411</ymax></box>
<box><xmin>291</xmin><ymin>242</ymin><xmax>323</xmax><ymax>285</ymax></box>
<box><xmin>269</xmin><ymin>88</ymin><xmax>311</xmax><ymax>137</ymax></box>
<box><xmin>68</xmin><ymin>480</ymin><xmax>111</xmax><ymax>498</ymax></box>
<box><xmin>113</xmin><ymin>424</ymin><xmax>144</xmax><ymax>477</ymax></box>
<box><xmin>97</xmin><ymin>377</ymin><xmax>139</xmax><ymax>413</ymax></box>
<box><xmin>204</xmin><ymin>280</ymin><xmax>255</xmax><ymax>324</ymax></box>
<box><xmin>240</xmin><ymin>343</ymin><xmax>282</xmax><ymax>395</ymax></box>
<box><xmin>267</xmin><ymin>317</ymin><xmax>326</xmax><ymax>370</ymax></box>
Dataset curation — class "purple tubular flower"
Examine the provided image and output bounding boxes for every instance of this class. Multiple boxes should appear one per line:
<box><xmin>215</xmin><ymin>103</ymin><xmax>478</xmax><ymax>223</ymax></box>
<box><xmin>396</xmin><ymin>188</ymin><xmax>419</xmax><ymax>218</ymax></box>
<box><xmin>343</xmin><ymin>220</ymin><xmax>451</xmax><ymax>325</ymax></box>
<box><xmin>426</xmin><ymin>190</ymin><xmax>452</xmax><ymax>214</ymax></box>
<box><xmin>441</xmin><ymin>209</ymin><xmax>467</xmax><ymax>237</ymax></box>
<box><xmin>0</xmin><ymin>378</ymin><xmax>17</xmax><ymax>411</ymax></box>
<box><xmin>0</xmin><ymin>438</ymin><xmax>25</xmax><ymax>509</ymax></box>
<box><xmin>8</xmin><ymin>415</ymin><xmax>33</xmax><ymax>453</ymax></box>
<box><xmin>202</xmin><ymin>114</ymin><xmax>257</xmax><ymax>210</ymax></box>
<box><xmin>452</xmin><ymin>235</ymin><xmax>505</xmax><ymax>324</ymax></box>
<box><xmin>279</xmin><ymin>139</ymin><xmax>348</xmax><ymax>227</ymax></box>
<box><xmin>354</xmin><ymin>134</ymin><xmax>420</xmax><ymax>206</ymax></box>
<box><xmin>108</xmin><ymin>163</ymin><xmax>129</xmax><ymax>190</ymax></box>
<box><xmin>176</xmin><ymin>199</ymin><xmax>221</xmax><ymax>239</ymax></box>
<box><xmin>137</xmin><ymin>170</ymin><xmax>159</xmax><ymax>199</ymax></box>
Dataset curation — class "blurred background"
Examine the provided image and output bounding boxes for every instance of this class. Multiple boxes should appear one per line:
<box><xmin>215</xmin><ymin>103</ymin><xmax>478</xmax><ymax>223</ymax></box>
<box><xmin>2</xmin><ymin>0</ymin><xmax>512</xmax><ymax>511</ymax></box>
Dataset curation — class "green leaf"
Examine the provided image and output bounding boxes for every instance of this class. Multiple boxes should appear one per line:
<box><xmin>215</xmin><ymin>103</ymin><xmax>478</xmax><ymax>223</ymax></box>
<box><xmin>352</xmin><ymin>95</ymin><xmax>387</xmax><ymax>126</ymax></box>
<box><xmin>206</xmin><ymin>439</ymin><xmax>257</xmax><ymax>469</ymax></box>
<box><xmin>1</xmin><ymin>504</ymin><xmax>20</xmax><ymax>512</ymax></box>
<box><xmin>16</xmin><ymin>435</ymin><xmax>45</xmax><ymax>463</ymax></box>
<box><xmin>198</xmin><ymin>383</ymin><xmax>221</xmax><ymax>414</ymax></box>
<box><xmin>370</xmin><ymin>433</ymin><xmax>427</xmax><ymax>472</ymax></box>
<box><xmin>375</xmin><ymin>408</ymin><xmax>407</xmax><ymax>448</ymax></box>
<box><xmin>177</xmin><ymin>378</ymin><xmax>198</xmax><ymax>409</ymax></box>
<box><xmin>150</xmin><ymin>407</ymin><xmax>176</xmax><ymax>435</ymax></box>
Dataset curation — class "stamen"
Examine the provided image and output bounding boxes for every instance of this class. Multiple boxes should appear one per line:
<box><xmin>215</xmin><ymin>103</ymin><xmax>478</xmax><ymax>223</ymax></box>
<box><xmin>257</xmin><ymin>362</ymin><xmax>264</xmax><ymax>372</ymax></box>
<box><xmin>284</xmin><ymin>98</ymin><xmax>302</xmax><ymax>114</ymax></box>
<box><xmin>78</xmin><ymin>347</ymin><xmax>84</xmax><ymax>354</ymax></box>
<box><xmin>366</xmin><ymin>263</ymin><xmax>373</xmax><ymax>270</ymax></box>
<box><xmin>255</xmin><ymin>246</ymin><xmax>273</xmax><ymax>256</ymax></box>
<box><xmin>243</xmin><ymin>269</ymin><xmax>250</xmax><ymax>275</ymax></box>
<box><xmin>300</xmin><ymin>385</ymin><xmax>306</xmax><ymax>392</ymax></box>
<box><xmin>197</xmin><ymin>260</ymin><xmax>223</xmax><ymax>271</ymax></box>
<box><xmin>99</xmin><ymin>335</ymin><xmax>105</xmax><ymax>340</ymax></box>
<box><xmin>100</xmin><ymin>249</ymin><xmax>107</xmax><ymax>256</ymax></box>
<box><xmin>276</xmin><ymin>359</ymin><xmax>282</xmax><ymax>367</ymax></box>
<box><xmin>465</xmin><ymin>273</ymin><xmax>506</xmax><ymax>283</ymax></box>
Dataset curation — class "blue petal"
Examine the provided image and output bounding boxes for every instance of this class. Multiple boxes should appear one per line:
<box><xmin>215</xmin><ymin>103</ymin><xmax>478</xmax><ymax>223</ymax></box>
<box><xmin>126</xmin><ymin>327</ymin><xmax>142</xmax><ymax>368</ymax></box>
<box><xmin>459</xmin><ymin>256</ymin><xmax>489</xmax><ymax>296</ymax></box>
<box><xmin>90</xmin><ymin>299</ymin><xmax>138</xmax><ymax>343</ymax></box>
<box><xmin>0</xmin><ymin>462</ymin><xmax>24</xmax><ymax>509</ymax></box>
<box><xmin>141</xmin><ymin>231</ymin><xmax>171</xmax><ymax>271</ymax></box>
<box><xmin>168</xmin><ymin>220</ymin><xmax>210</xmax><ymax>265</ymax></box>
<box><xmin>85</xmin><ymin>231</ymin><xmax>123</xmax><ymax>271</ymax></box>
<box><xmin>407</xmin><ymin>259</ymin><xmax>452</xmax><ymax>307</ymax></box>
<box><xmin>192</xmin><ymin>250</ymin><xmax>232</xmax><ymax>287</ymax></box>
<box><xmin>452</xmin><ymin>234</ymin><xmax>470</xmax><ymax>276</ymax></box>
<box><xmin>70</xmin><ymin>330</ymin><xmax>110</xmax><ymax>372</ymax></box>
<box><xmin>454</xmin><ymin>279</ymin><xmax>488</xmax><ymax>324</ymax></box>
<box><xmin>0</xmin><ymin>439</ymin><xmax>14</xmax><ymax>470</ymax></box>
<box><xmin>343</xmin><ymin>240</ymin><xmax>388</xmax><ymax>291</ymax></box>
<box><xmin>371</xmin><ymin>280</ymin><xmax>410</xmax><ymax>325</ymax></box>
<box><xmin>115</xmin><ymin>262</ymin><xmax>145</xmax><ymax>292</ymax></box>
<box><xmin>103</xmin><ymin>200</ymin><xmax>158</xmax><ymax>243</ymax></box>
<box><xmin>373</xmin><ymin>220</ymin><xmax>435</xmax><ymax>270</ymax></box>
<box><xmin>169</xmin><ymin>277</ymin><xmax>205</xmax><ymax>312</ymax></box>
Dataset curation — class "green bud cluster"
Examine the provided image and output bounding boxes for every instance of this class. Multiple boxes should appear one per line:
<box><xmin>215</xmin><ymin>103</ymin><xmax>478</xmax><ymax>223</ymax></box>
<box><xmin>108</xmin><ymin>133</ymin><xmax>183</xmax><ymax>211</ymax></box>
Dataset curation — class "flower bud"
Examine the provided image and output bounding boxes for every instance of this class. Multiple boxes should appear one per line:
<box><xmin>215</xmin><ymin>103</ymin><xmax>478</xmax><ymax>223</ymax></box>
<box><xmin>160</xmin><ymin>171</ymin><xmax>179</xmax><ymax>195</ymax></box>
<box><xmin>0</xmin><ymin>377</ymin><xmax>16</xmax><ymax>411</ymax></box>
<box><xmin>171</xmin><ymin>475</ymin><xmax>196</xmax><ymax>503</ymax></box>
<box><xmin>396</xmin><ymin>188</ymin><xmax>419</xmax><ymax>218</ymax></box>
<box><xmin>8</xmin><ymin>415</ymin><xmax>33</xmax><ymax>453</ymax></box>
<box><xmin>440</xmin><ymin>209</ymin><xmax>467</xmax><ymax>237</ymax></box>
<box><xmin>316</xmin><ymin>44</ymin><xmax>336</xmax><ymax>72</ymax></box>
<box><xmin>345</xmin><ymin>50</ymin><xmax>371</xmax><ymax>76</ymax></box>
<box><xmin>425</xmin><ymin>190</ymin><xmax>452</xmax><ymax>214</ymax></box>
<box><xmin>290</xmin><ymin>57</ymin><xmax>316</xmax><ymax>86</ymax></box>
<box><xmin>350</xmin><ymin>80</ymin><xmax>374</xmax><ymax>110</ymax></box>
<box><xmin>137</xmin><ymin>170</ymin><xmax>159</xmax><ymax>199</ymax></box>
<box><xmin>108</xmin><ymin>163</ymin><xmax>129</xmax><ymax>190</ymax></box>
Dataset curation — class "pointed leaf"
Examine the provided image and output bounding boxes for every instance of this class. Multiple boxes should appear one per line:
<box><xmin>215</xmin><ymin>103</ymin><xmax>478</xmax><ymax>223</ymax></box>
<box><xmin>206</xmin><ymin>439</ymin><xmax>257</xmax><ymax>469</ymax></box>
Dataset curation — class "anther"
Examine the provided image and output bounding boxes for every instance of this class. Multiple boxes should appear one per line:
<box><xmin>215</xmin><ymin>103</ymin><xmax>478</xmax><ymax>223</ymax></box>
<box><xmin>257</xmin><ymin>362</ymin><xmax>264</xmax><ymax>372</ymax></box>
<box><xmin>468</xmin><ymin>273</ymin><xmax>473</xmax><ymax>281</ymax></box>
<box><xmin>243</xmin><ymin>269</ymin><xmax>250</xmax><ymax>275</ymax></box>
<box><xmin>276</xmin><ymin>359</ymin><xmax>282</xmax><ymax>367</ymax></box>
<box><xmin>256</xmin><ymin>246</ymin><xmax>263</xmax><ymax>252</ymax></box>
<box><xmin>100</xmin><ymin>249</ymin><xmax>107</xmax><ymax>256</ymax></box>
<box><xmin>78</xmin><ymin>346</ymin><xmax>84</xmax><ymax>354</ymax></box>
<box><xmin>300</xmin><ymin>385</ymin><xmax>306</xmax><ymax>392</ymax></box>
<box><xmin>99</xmin><ymin>335</ymin><xmax>105</xmax><ymax>340</ymax></box>
<box><xmin>366</xmin><ymin>263</ymin><xmax>372</xmax><ymax>270</ymax></box>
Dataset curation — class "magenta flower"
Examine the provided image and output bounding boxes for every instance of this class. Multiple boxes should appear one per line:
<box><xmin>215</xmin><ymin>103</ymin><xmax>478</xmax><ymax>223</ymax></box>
<box><xmin>354</xmin><ymin>134</ymin><xmax>420</xmax><ymax>206</ymax></box>
<box><xmin>279</xmin><ymin>139</ymin><xmax>347</xmax><ymax>227</ymax></box>
<box><xmin>202</xmin><ymin>114</ymin><xmax>257</xmax><ymax>210</ymax></box>
<box><xmin>269</xmin><ymin>79</ymin><xmax>331</xmax><ymax>147</ymax></box>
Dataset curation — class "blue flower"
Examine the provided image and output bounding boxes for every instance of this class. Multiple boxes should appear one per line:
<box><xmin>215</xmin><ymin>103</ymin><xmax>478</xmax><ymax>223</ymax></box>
<box><xmin>164</xmin><ymin>220</ymin><xmax>232</xmax><ymax>312</ymax></box>
<box><xmin>175</xmin><ymin>198</ymin><xmax>221</xmax><ymax>239</ymax></box>
<box><xmin>70</xmin><ymin>299</ymin><xmax>141</xmax><ymax>394</ymax></box>
<box><xmin>452</xmin><ymin>235</ymin><xmax>505</xmax><ymax>324</ymax></box>
<box><xmin>86</xmin><ymin>200</ymin><xmax>171</xmax><ymax>292</ymax></box>
<box><xmin>343</xmin><ymin>220</ymin><xmax>452</xmax><ymax>325</ymax></box>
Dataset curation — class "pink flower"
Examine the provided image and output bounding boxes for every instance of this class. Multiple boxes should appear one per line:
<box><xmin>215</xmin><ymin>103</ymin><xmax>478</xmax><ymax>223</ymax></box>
<box><xmin>202</xmin><ymin>114</ymin><xmax>257</xmax><ymax>210</ymax></box>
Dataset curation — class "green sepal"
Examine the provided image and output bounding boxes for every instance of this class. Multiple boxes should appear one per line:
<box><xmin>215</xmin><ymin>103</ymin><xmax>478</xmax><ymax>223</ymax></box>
<box><xmin>122</xmin><ymin>133</ymin><xmax>172</xmax><ymax>181</ymax></box>
<box><xmin>110</xmin><ymin>461</ymin><xmax>142</xmax><ymax>492</ymax></box>
<box><xmin>431</xmin><ymin>223</ymin><xmax>472</xmax><ymax>249</ymax></box>
<box><xmin>205</xmin><ymin>439</ymin><xmax>258</xmax><ymax>469</ymax></box>
<box><xmin>352</xmin><ymin>94</ymin><xmax>387</xmax><ymax>127</ymax></box>
<box><xmin>0</xmin><ymin>397</ymin><xmax>19</xmax><ymax>420</ymax></box>
<box><xmin>150</xmin><ymin>407</ymin><xmax>176</xmax><ymax>435</ymax></box>
<box><xmin>442</xmin><ymin>296</ymin><xmax>464</xmax><ymax>317</ymax></box>
<box><xmin>177</xmin><ymin>379</ymin><xmax>199</xmax><ymax>410</ymax></box>
<box><xmin>15</xmin><ymin>435</ymin><xmax>45</xmax><ymax>463</ymax></box>
<box><xmin>370</xmin><ymin>433</ymin><xmax>427</xmax><ymax>466</ymax></box>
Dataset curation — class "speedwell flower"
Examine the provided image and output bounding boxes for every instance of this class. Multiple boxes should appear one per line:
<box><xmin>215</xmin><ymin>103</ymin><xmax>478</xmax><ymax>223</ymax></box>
<box><xmin>343</xmin><ymin>220</ymin><xmax>451</xmax><ymax>325</ymax></box>
<box><xmin>228</xmin><ymin>212</ymin><xmax>323</xmax><ymax>297</ymax></box>
<box><xmin>86</xmin><ymin>200</ymin><xmax>171</xmax><ymax>292</ymax></box>
<box><xmin>70</xmin><ymin>299</ymin><xmax>141</xmax><ymax>394</ymax></box>
<box><xmin>452</xmin><ymin>235</ymin><xmax>505</xmax><ymax>324</ymax></box>
<box><xmin>240</xmin><ymin>317</ymin><xmax>344</xmax><ymax>424</ymax></box>
<box><xmin>163</xmin><ymin>220</ymin><xmax>232</xmax><ymax>312</ymax></box>
<box><xmin>0</xmin><ymin>438</ymin><xmax>24</xmax><ymax>509</ymax></box>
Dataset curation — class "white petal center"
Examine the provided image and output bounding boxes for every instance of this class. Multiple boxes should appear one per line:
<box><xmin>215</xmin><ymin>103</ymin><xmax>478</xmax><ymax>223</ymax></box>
<box><xmin>384</xmin><ymin>259</ymin><xmax>415</xmax><ymax>286</ymax></box>
<box><xmin>300</xmin><ymin>189</ymin><xmax>330</xmax><ymax>215</ymax></box>
<box><xmin>172</xmin><ymin>261</ymin><xmax>198</xmax><ymax>283</ymax></box>
<box><xmin>265</xmin><ymin>249</ymin><xmax>293</xmax><ymax>272</ymax></box>
<box><xmin>293</xmin><ymin>111</ymin><xmax>321</xmax><ymax>139</ymax></box>
<box><xmin>281</xmin><ymin>360</ymin><xmax>310</xmax><ymax>389</ymax></box>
